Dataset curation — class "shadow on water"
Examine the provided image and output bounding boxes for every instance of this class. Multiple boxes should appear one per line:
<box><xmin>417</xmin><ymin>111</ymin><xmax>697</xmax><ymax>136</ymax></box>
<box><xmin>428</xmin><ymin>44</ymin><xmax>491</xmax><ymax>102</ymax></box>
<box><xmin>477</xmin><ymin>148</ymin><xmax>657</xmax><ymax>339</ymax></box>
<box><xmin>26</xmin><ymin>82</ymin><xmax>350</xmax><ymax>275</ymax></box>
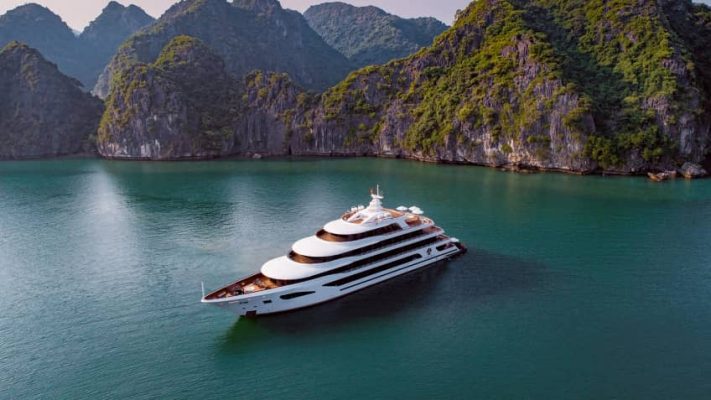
<box><xmin>218</xmin><ymin>249</ymin><xmax>547</xmax><ymax>353</ymax></box>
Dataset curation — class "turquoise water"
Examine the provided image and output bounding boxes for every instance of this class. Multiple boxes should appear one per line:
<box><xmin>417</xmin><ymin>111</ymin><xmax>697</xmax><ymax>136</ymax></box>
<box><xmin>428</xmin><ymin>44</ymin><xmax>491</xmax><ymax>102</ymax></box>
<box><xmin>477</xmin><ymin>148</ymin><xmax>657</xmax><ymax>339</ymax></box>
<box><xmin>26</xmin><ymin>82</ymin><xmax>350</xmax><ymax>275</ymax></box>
<box><xmin>1</xmin><ymin>158</ymin><xmax>710</xmax><ymax>399</ymax></box>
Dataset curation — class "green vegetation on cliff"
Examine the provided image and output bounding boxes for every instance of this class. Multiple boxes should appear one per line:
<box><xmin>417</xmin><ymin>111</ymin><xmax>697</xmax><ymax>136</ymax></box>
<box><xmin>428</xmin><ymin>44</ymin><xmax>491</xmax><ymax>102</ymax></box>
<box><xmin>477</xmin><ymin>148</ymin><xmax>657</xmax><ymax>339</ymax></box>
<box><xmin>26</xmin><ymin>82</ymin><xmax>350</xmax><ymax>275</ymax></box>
<box><xmin>315</xmin><ymin>0</ymin><xmax>590</xmax><ymax>166</ymax></box>
<box><xmin>402</xmin><ymin>0</ymin><xmax>572</xmax><ymax>153</ymax></box>
<box><xmin>525</xmin><ymin>0</ymin><xmax>692</xmax><ymax>168</ymax></box>
<box><xmin>307</xmin><ymin>0</ymin><xmax>710</xmax><ymax>172</ymax></box>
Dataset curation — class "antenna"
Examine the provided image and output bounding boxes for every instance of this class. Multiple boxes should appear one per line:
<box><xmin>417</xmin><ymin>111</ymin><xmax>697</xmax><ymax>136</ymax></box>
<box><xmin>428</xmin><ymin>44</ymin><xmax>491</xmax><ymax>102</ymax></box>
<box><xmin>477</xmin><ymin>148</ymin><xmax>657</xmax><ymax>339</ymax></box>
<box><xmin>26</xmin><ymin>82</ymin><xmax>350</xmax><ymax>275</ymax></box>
<box><xmin>201</xmin><ymin>281</ymin><xmax>205</xmax><ymax>298</ymax></box>
<box><xmin>371</xmin><ymin>184</ymin><xmax>383</xmax><ymax>200</ymax></box>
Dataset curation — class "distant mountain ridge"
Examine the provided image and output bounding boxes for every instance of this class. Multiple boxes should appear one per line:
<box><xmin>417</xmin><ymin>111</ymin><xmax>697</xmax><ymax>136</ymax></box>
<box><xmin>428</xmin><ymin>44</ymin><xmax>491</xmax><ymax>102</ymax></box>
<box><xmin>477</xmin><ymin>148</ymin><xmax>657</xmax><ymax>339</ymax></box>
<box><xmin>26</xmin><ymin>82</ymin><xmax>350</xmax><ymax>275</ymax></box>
<box><xmin>93</xmin><ymin>0</ymin><xmax>353</xmax><ymax>98</ymax></box>
<box><xmin>0</xmin><ymin>1</ymin><xmax>154</xmax><ymax>88</ymax></box>
<box><xmin>304</xmin><ymin>2</ymin><xmax>448</xmax><ymax>68</ymax></box>
<box><xmin>0</xmin><ymin>4</ymin><xmax>81</xmax><ymax>81</ymax></box>
<box><xmin>79</xmin><ymin>2</ymin><xmax>155</xmax><ymax>87</ymax></box>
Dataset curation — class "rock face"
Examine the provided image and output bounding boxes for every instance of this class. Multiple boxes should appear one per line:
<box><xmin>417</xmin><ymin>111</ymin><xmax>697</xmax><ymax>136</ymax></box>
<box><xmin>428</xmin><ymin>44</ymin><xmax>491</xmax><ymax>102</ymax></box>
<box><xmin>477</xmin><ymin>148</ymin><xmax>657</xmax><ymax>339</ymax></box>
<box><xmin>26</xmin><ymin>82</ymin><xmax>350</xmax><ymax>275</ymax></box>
<box><xmin>0</xmin><ymin>2</ymin><xmax>154</xmax><ymax>89</ymax></box>
<box><xmin>96</xmin><ymin>0</ymin><xmax>711</xmax><ymax>174</ymax></box>
<box><xmin>239</xmin><ymin>72</ymin><xmax>310</xmax><ymax>157</ymax></box>
<box><xmin>679</xmin><ymin>162</ymin><xmax>707</xmax><ymax>179</ymax></box>
<box><xmin>98</xmin><ymin>36</ymin><xmax>241</xmax><ymax>160</ymax></box>
<box><xmin>304</xmin><ymin>2</ymin><xmax>448</xmax><ymax>68</ymax></box>
<box><xmin>0</xmin><ymin>42</ymin><xmax>103</xmax><ymax>159</ymax></box>
<box><xmin>94</xmin><ymin>0</ymin><xmax>352</xmax><ymax>98</ymax></box>
<box><xmin>661</xmin><ymin>0</ymin><xmax>711</xmax><ymax>168</ymax></box>
<box><xmin>280</xmin><ymin>0</ymin><xmax>710</xmax><ymax>173</ymax></box>
<box><xmin>275</xmin><ymin>0</ymin><xmax>599</xmax><ymax>171</ymax></box>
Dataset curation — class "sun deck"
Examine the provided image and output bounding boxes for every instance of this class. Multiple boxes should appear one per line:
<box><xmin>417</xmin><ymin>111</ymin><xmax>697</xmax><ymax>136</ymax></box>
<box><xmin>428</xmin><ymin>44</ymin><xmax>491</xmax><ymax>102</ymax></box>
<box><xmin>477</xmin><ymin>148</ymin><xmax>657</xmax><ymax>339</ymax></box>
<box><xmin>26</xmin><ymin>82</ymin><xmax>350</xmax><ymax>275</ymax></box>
<box><xmin>341</xmin><ymin>208</ymin><xmax>405</xmax><ymax>224</ymax></box>
<box><xmin>204</xmin><ymin>273</ymin><xmax>282</xmax><ymax>300</ymax></box>
<box><xmin>406</xmin><ymin>215</ymin><xmax>427</xmax><ymax>227</ymax></box>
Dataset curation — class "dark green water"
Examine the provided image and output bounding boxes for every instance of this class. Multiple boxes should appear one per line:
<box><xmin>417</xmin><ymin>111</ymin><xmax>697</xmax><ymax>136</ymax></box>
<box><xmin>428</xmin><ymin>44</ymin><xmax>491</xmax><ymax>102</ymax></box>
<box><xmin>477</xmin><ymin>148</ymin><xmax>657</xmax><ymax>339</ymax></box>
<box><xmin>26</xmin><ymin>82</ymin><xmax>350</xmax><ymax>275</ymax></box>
<box><xmin>1</xmin><ymin>158</ymin><xmax>710</xmax><ymax>399</ymax></box>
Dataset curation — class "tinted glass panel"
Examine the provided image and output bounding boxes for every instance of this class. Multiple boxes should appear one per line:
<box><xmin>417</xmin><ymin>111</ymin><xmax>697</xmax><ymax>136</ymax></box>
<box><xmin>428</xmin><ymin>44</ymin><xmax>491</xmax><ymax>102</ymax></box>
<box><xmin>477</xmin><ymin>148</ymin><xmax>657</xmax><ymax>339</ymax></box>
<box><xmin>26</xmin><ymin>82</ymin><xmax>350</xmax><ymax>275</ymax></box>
<box><xmin>324</xmin><ymin>254</ymin><xmax>422</xmax><ymax>287</ymax></box>
<box><xmin>280</xmin><ymin>291</ymin><xmax>316</xmax><ymax>300</ymax></box>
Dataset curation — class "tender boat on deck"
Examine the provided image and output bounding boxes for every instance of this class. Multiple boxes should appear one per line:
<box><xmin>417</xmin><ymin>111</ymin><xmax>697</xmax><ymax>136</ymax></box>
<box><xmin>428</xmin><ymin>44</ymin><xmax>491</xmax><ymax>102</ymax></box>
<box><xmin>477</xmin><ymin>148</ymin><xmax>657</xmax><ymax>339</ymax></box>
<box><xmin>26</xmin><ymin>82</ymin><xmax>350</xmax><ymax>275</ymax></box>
<box><xmin>201</xmin><ymin>187</ymin><xmax>467</xmax><ymax>317</ymax></box>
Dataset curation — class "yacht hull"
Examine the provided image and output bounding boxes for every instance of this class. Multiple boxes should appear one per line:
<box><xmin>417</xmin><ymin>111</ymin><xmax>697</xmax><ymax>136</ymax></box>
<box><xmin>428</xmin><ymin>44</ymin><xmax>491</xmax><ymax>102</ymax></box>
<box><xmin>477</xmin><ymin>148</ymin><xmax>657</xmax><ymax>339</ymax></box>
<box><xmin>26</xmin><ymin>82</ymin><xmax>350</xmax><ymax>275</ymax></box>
<box><xmin>203</xmin><ymin>242</ymin><xmax>466</xmax><ymax>317</ymax></box>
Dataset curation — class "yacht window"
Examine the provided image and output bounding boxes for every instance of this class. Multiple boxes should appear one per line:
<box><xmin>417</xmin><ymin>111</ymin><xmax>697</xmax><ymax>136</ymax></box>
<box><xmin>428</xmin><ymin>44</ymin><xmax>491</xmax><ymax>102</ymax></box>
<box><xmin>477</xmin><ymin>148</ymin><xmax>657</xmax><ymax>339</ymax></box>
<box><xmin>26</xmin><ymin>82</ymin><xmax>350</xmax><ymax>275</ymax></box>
<box><xmin>324</xmin><ymin>254</ymin><xmax>422</xmax><ymax>287</ymax></box>
<box><xmin>280</xmin><ymin>291</ymin><xmax>316</xmax><ymax>300</ymax></box>
<box><xmin>436</xmin><ymin>243</ymin><xmax>453</xmax><ymax>251</ymax></box>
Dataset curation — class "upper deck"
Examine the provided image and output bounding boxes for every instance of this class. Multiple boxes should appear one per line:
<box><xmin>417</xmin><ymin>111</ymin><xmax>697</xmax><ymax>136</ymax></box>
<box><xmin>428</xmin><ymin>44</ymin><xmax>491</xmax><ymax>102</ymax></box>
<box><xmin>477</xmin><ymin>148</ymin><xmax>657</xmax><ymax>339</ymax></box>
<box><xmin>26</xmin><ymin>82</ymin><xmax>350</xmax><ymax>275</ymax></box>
<box><xmin>340</xmin><ymin>208</ymin><xmax>404</xmax><ymax>224</ymax></box>
<box><xmin>262</xmin><ymin>225</ymin><xmax>445</xmax><ymax>281</ymax></box>
<box><xmin>293</xmin><ymin>215</ymin><xmax>433</xmax><ymax>258</ymax></box>
<box><xmin>322</xmin><ymin>186</ymin><xmax>425</xmax><ymax>236</ymax></box>
<box><xmin>293</xmin><ymin>187</ymin><xmax>432</xmax><ymax>258</ymax></box>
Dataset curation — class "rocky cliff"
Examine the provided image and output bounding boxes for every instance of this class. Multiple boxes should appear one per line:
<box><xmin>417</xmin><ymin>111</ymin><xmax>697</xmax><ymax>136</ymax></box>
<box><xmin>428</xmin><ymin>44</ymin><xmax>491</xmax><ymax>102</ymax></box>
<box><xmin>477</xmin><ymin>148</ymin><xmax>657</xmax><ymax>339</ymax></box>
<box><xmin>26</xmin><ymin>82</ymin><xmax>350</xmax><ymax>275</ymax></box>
<box><xmin>662</xmin><ymin>1</ymin><xmax>711</xmax><ymax>146</ymax></box>
<box><xmin>98</xmin><ymin>36</ymin><xmax>241</xmax><ymax>160</ymax></box>
<box><xmin>94</xmin><ymin>0</ymin><xmax>353</xmax><ymax>98</ymax></box>
<box><xmin>96</xmin><ymin>0</ymin><xmax>711</xmax><ymax>174</ymax></box>
<box><xmin>517</xmin><ymin>0</ymin><xmax>710</xmax><ymax>173</ymax></box>
<box><xmin>304</xmin><ymin>2</ymin><xmax>448</xmax><ymax>68</ymax></box>
<box><xmin>280</xmin><ymin>0</ymin><xmax>711</xmax><ymax>173</ymax></box>
<box><xmin>263</xmin><ymin>0</ymin><xmax>601</xmax><ymax>171</ymax></box>
<box><xmin>0</xmin><ymin>42</ymin><xmax>103</xmax><ymax>159</ymax></box>
<box><xmin>0</xmin><ymin>2</ymin><xmax>153</xmax><ymax>89</ymax></box>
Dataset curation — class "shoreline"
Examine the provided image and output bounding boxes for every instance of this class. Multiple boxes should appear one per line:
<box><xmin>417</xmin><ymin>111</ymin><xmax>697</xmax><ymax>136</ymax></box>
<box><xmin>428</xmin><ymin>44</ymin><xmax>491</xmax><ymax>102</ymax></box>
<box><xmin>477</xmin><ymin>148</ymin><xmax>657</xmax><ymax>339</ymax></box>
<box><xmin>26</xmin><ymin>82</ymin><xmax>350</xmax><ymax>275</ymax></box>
<box><xmin>1</xmin><ymin>152</ymin><xmax>708</xmax><ymax>180</ymax></box>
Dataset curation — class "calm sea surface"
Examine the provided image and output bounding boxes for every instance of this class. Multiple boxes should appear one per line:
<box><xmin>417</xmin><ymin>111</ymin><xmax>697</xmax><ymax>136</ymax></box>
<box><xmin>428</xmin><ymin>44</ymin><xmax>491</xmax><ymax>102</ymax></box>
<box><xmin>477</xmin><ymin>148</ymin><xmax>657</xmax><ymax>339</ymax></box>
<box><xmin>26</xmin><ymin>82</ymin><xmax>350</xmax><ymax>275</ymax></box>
<box><xmin>1</xmin><ymin>158</ymin><xmax>710</xmax><ymax>399</ymax></box>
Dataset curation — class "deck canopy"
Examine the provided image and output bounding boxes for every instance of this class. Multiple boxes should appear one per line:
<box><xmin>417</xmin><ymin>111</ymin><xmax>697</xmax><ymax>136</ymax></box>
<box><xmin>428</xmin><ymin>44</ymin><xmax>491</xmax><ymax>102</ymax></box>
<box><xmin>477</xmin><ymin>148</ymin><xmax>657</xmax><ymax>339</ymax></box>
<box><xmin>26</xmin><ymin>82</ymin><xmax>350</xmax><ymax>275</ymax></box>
<box><xmin>294</xmin><ymin>233</ymin><xmax>376</xmax><ymax>257</ymax></box>
<box><xmin>325</xmin><ymin>185</ymin><xmax>406</xmax><ymax>235</ymax></box>
<box><xmin>261</xmin><ymin>256</ymin><xmax>336</xmax><ymax>281</ymax></box>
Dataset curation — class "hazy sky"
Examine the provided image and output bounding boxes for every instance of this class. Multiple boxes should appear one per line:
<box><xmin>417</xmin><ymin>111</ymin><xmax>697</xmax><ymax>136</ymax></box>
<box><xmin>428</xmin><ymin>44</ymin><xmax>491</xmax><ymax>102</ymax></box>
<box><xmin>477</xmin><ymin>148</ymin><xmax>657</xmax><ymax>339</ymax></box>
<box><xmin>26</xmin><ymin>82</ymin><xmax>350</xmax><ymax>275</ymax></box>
<box><xmin>0</xmin><ymin>0</ymin><xmax>472</xmax><ymax>30</ymax></box>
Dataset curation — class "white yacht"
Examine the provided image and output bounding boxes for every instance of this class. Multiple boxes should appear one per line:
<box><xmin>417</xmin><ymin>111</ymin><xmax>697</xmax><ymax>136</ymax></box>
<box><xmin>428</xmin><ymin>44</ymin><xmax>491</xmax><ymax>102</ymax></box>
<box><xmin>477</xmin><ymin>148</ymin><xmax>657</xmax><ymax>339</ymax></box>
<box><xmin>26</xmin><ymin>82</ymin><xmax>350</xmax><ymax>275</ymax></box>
<box><xmin>201</xmin><ymin>187</ymin><xmax>466</xmax><ymax>317</ymax></box>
